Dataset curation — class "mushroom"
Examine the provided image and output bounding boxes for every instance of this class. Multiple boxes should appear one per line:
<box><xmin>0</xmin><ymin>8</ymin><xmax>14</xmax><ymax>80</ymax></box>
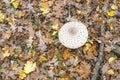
<box><xmin>58</xmin><ymin>21</ymin><xmax>88</xmax><ymax>49</ymax></box>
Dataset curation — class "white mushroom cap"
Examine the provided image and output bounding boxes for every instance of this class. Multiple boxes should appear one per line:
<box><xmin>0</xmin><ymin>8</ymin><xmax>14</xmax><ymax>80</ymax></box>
<box><xmin>58</xmin><ymin>21</ymin><xmax>88</xmax><ymax>49</ymax></box>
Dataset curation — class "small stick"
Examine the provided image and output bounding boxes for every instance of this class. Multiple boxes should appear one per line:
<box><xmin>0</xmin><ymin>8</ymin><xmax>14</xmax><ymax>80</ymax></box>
<box><xmin>66</xmin><ymin>0</ymin><xmax>71</xmax><ymax>21</ymax></box>
<box><xmin>112</xmin><ymin>44</ymin><xmax>120</xmax><ymax>55</ymax></box>
<box><xmin>91</xmin><ymin>18</ymin><xmax>105</xmax><ymax>80</ymax></box>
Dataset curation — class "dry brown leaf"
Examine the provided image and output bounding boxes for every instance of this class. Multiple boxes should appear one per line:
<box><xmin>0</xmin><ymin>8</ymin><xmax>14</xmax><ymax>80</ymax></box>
<box><xmin>97</xmin><ymin>0</ymin><xmax>108</xmax><ymax>4</ymax></box>
<box><xmin>42</xmin><ymin>36</ymin><xmax>53</xmax><ymax>44</ymax></box>
<box><xmin>2</xmin><ymin>45</ymin><xmax>10</xmax><ymax>58</ymax></box>
<box><xmin>102</xmin><ymin>63</ymin><xmax>110</xmax><ymax>74</ymax></box>
<box><xmin>17</xmin><ymin>11</ymin><xmax>25</xmax><ymax>18</ymax></box>
<box><xmin>84</xmin><ymin>42</ymin><xmax>98</xmax><ymax>59</ymax></box>
<box><xmin>111</xmin><ymin>60</ymin><xmax>120</xmax><ymax>70</ymax></box>
<box><xmin>29</xmin><ymin>72</ymin><xmax>46</xmax><ymax>80</ymax></box>
<box><xmin>27</xmin><ymin>26</ymin><xmax>35</xmax><ymax>46</ymax></box>
<box><xmin>52</xmin><ymin>1</ymin><xmax>65</xmax><ymax>17</ymax></box>
<box><xmin>2</xmin><ymin>31</ymin><xmax>11</xmax><ymax>39</ymax></box>
<box><xmin>104</xmin><ymin>44</ymin><xmax>115</xmax><ymax>53</ymax></box>
<box><xmin>78</xmin><ymin>61</ymin><xmax>91</xmax><ymax>79</ymax></box>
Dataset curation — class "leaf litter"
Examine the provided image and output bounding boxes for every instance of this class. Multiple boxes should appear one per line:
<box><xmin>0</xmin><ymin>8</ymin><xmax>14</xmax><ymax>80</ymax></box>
<box><xmin>0</xmin><ymin>0</ymin><xmax>120</xmax><ymax>80</ymax></box>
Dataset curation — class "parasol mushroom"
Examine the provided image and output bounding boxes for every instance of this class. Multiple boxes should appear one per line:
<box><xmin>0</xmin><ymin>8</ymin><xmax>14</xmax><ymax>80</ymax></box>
<box><xmin>58</xmin><ymin>21</ymin><xmax>88</xmax><ymax>49</ymax></box>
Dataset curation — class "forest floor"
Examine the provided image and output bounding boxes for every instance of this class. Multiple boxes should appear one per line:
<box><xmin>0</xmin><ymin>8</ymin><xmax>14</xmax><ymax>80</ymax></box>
<box><xmin>0</xmin><ymin>0</ymin><xmax>120</xmax><ymax>80</ymax></box>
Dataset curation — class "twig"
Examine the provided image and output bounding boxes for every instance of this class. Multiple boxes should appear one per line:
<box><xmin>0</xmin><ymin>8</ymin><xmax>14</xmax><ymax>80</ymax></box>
<box><xmin>92</xmin><ymin>18</ymin><xmax>105</xmax><ymax>80</ymax></box>
<box><xmin>112</xmin><ymin>44</ymin><xmax>120</xmax><ymax>55</ymax></box>
<box><xmin>66</xmin><ymin>1</ymin><xmax>71</xmax><ymax>21</ymax></box>
<box><xmin>115</xmin><ymin>11</ymin><xmax>120</xmax><ymax>17</ymax></box>
<box><xmin>0</xmin><ymin>73</ymin><xmax>2</xmax><ymax>80</ymax></box>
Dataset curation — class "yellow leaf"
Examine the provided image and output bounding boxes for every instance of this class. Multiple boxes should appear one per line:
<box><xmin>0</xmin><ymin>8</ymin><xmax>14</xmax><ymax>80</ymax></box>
<box><xmin>61</xmin><ymin>78</ymin><xmax>69</xmax><ymax>80</ymax></box>
<box><xmin>51</xmin><ymin>24</ymin><xmax>59</xmax><ymax>30</ymax></box>
<box><xmin>12</xmin><ymin>1</ymin><xmax>19</xmax><ymax>9</ymax></box>
<box><xmin>19</xmin><ymin>71</ymin><xmax>26</xmax><ymax>79</ymax></box>
<box><xmin>109</xmin><ymin>24</ymin><xmax>113</xmax><ymax>31</ymax></box>
<box><xmin>83</xmin><ymin>43</ymin><xmax>91</xmax><ymax>53</ymax></box>
<box><xmin>0</xmin><ymin>13</ymin><xmax>5</xmax><ymax>22</ymax></box>
<box><xmin>3</xmin><ymin>50</ymin><xmax>10</xmax><ymax>58</ymax></box>
<box><xmin>111</xmin><ymin>4</ymin><xmax>118</xmax><ymax>10</ymax></box>
<box><xmin>31</xmin><ymin>52</ymin><xmax>35</xmax><ymax>57</ymax></box>
<box><xmin>107</xmin><ymin>11</ymin><xmax>115</xmax><ymax>17</ymax></box>
<box><xmin>62</xmin><ymin>49</ymin><xmax>71</xmax><ymax>60</ymax></box>
<box><xmin>24</xmin><ymin>61</ymin><xmax>36</xmax><ymax>74</ymax></box>
<box><xmin>107</xmin><ymin>69</ymin><xmax>114</xmax><ymax>75</ymax></box>
<box><xmin>62</xmin><ymin>62</ymin><xmax>66</xmax><ymax>67</ymax></box>
<box><xmin>39</xmin><ymin>55</ymin><xmax>48</xmax><ymax>63</ymax></box>
<box><xmin>12</xmin><ymin>66</ymin><xmax>18</xmax><ymax>70</ymax></box>
<box><xmin>108</xmin><ymin>57</ymin><xmax>116</xmax><ymax>64</ymax></box>
<box><xmin>77</xmin><ymin>10</ymin><xmax>81</xmax><ymax>14</ymax></box>
<box><xmin>76</xmin><ymin>0</ymin><xmax>81</xmax><ymax>3</ymax></box>
<box><xmin>52</xmin><ymin>31</ymin><xmax>58</xmax><ymax>36</ymax></box>
<box><xmin>41</xmin><ymin>0</ymin><xmax>48</xmax><ymax>2</ymax></box>
<box><xmin>40</xmin><ymin>3</ymin><xmax>50</xmax><ymax>14</ymax></box>
<box><xmin>11</xmin><ymin>0</ymin><xmax>15</xmax><ymax>2</ymax></box>
<box><xmin>6</xmin><ymin>18</ymin><xmax>12</xmax><ymax>23</ymax></box>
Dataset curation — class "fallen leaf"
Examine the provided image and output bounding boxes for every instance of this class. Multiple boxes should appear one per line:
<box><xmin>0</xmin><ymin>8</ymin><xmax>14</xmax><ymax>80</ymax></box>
<box><xmin>111</xmin><ymin>60</ymin><xmax>120</xmax><ymax>70</ymax></box>
<box><xmin>78</xmin><ymin>61</ymin><xmax>91</xmax><ymax>79</ymax></box>
<box><xmin>36</xmin><ymin>30</ymin><xmax>47</xmax><ymax>52</ymax></box>
<box><xmin>109</xmin><ymin>24</ymin><xmax>113</xmax><ymax>31</ymax></box>
<box><xmin>83</xmin><ymin>42</ymin><xmax>98</xmax><ymax>59</ymax></box>
<box><xmin>39</xmin><ymin>55</ymin><xmax>48</xmax><ymax>63</ymax></box>
<box><xmin>2</xmin><ymin>45</ymin><xmax>10</xmax><ymax>58</ymax></box>
<box><xmin>52</xmin><ymin>31</ymin><xmax>58</xmax><ymax>36</ymax></box>
<box><xmin>62</xmin><ymin>49</ymin><xmax>72</xmax><ymax>60</ymax></box>
<box><xmin>61</xmin><ymin>77</ymin><xmax>69</xmax><ymax>80</ymax></box>
<box><xmin>40</xmin><ymin>2</ymin><xmax>50</xmax><ymax>14</ymax></box>
<box><xmin>2</xmin><ymin>31</ymin><xmax>11</xmax><ymax>39</ymax></box>
<box><xmin>2</xmin><ymin>50</ymin><xmax>10</xmax><ymax>58</ymax></box>
<box><xmin>102</xmin><ymin>63</ymin><xmax>110</xmax><ymax>74</ymax></box>
<box><xmin>104</xmin><ymin>44</ymin><xmax>115</xmax><ymax>53</ymax></box>
<box><xmin>24</xmin><ymin>61</ymin><xmax>36</xmax><ymax>74</ymax></box>
<box><xmin>6</xmin><ymin>15</ymin><xmax>16</xmax><ymax>25</ymax></box>
<box><xmin>3</xmin><ymin>0</ymin><xmax>10</xmax><ymax>5</ymax></box>
<box><xmin>0</xmin><ymin>13</ymin><xmax>5</xmax><ymax>22</ymax></box>
<box><xmin>17</xmin><ymin>11</ymin><xmax>25</xmax><ymax>18</ymax></box>
<box><xmin>76</xmin><ymin>0</ymin><xmax>81</xmax><ymax>3</ymax></box>
<box><xmin>29</xmin><ymin>72</ymin><xmax>45</xmax><ymax>80</ymax></box>
<box><xmin>111</xmin><ymin>4</ymin><xmax>118</xmax><ymax>10</ymax></box>
<box><xmin>12</xmin><ymin>1</ymin><xmax>19</xmax><ymax>9</ymax></box>
<box><xmin>51</xmin><ymin>24</ymin><xmax>59</xmax><ymax>30</ymax></box>
<box><xmin>27</xmin><ymin>3</ymin><xmax>35</xmax><ymax>12</ymax></box>
<box><xmin>97</xmin><ymin>0</ymin><xmax>108</xmax><ymax>4</ymax></box>
<box><xmin>6</xmin><ymin>18</ymin><xmax>15</xmax><ymax>24</ymax></box>
<box><xmin>83</xmin><ymin>43</ymin><xmax>91</xmax><ymax>53</ymax></box>
<box><xmin>107</xmin><ymin>69</ymin><xmax>114</xmax><ymax>75</ymax></box>
<box><xmin>27</xmin><ymin>27</ymin><xmax>35</xmax><ymax>46</ymax></box>
<box><xmin>107</xmin><ymin>11</ymin><xmax>115</xmax><ymax>17</ymax></box>
<box><xmin>12</xmin><ymin>66</ymin><xmax>18</xmax><ymax>71</ymax></box>
<box><xmin>47</xmin><ymin>70</ymin><xmax>55</xmax><ymax>78</ymax></box>
<box><xmin>41</xmin><ymin>0</ymin><xmax>48</xmax><ymax>2</ymax></box>
<box><xmin>108</xmin><ymin>57</ymin><xmax>116</xmax><ymax>64</ymax></box>
<box><xmin>19</xmin><ymin>71</ymin><xmax>26</xmax><ymax>79</ymax></box>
